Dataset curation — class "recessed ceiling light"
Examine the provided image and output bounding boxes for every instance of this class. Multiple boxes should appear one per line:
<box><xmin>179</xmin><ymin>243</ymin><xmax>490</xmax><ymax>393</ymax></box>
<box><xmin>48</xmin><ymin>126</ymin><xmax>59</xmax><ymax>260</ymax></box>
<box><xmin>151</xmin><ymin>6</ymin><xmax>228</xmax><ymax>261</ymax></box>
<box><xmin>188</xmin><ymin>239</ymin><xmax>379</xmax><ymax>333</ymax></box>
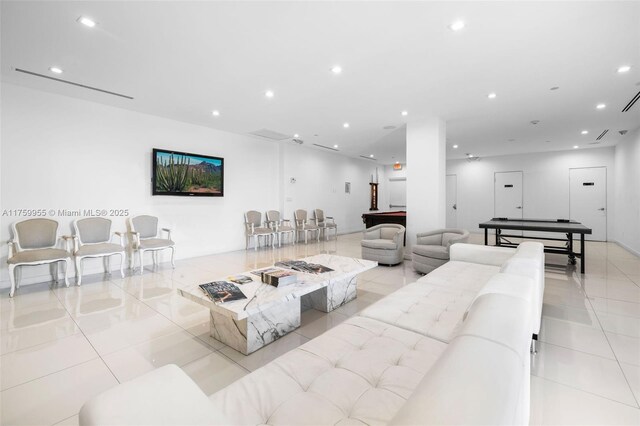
<box><xmin>77</xmin><ymin>16</ymin><xmax>96</xmax><ymax>28</ymax></box>
<box><xmin>573</xmin><ymin>145</ymin><xmax>579</xmax><ymax>149</ymax></box>
<box><xmin>369</xmin><ymin>154</ymin><xmax>374</xmax><ymax>158</ymax></box>
<box><xmin>265</xmin><ymin>90</ymin><xmax>274</xmax><ymax>98</ymax></box>
<box><xmin>581</xmin><ymin>130</ymin><xmax>589</xmax><ymax>135</ymax></box>
<box><xmin>331</xmin><ymin>65</ymin><xmax>342</xmax><ymax>74</ymax></box>
<box><xmin>452</xmin><ymin>144</ymin><xmax>459</xmax><ymax>149</ymax></box>
<box><xmin>617</xmin><ymin>65</ymin><xmax>631</xmax><ymax>73</ymax></box>
<box><xmin>293</xmin><ymin>134</ymin><xmax>299</xmax><ymax>138</ymax></box>
<box><xmin>343</xmin><ymin>123</ymin><xmax>350</xmax><ymax>128</ymax></box>
<box><xmin>467</xmin><ymin>154</ymin><xmax>474</xmax><ymax>158</ymax></box>
<box><xmin>448</xmin><ymin>20</ymin><xmax>465</xmax><ymax>31</ymax></box>
<box><xmin>212</xmin><ymin>110</ymin><xmax>220</xmax><ymax>117</ymax></box>
<box><xmin>596</xmin><ymin>103</ymin><xmax>606</xmax><ymax>109</ymax></box>
<box><xmin>395</xmin><ymin>161</ymin><xmax>400</xmax><ymax>164</ymax></box>
<box><xmin>401</xmin><ymin>111</ymin><xmax>408</xmax><ymax>116</ymax></box>
<box><xmin>487</xmin><ymin>92</ymin><xmax>497</xmax><ymax>99</ymax></box>
<box><xmin>49</xmin><ymin>67</ymin><xmax>63</xmax><ymax>74</ymax></box>
<box><xmin>333</xmin><ymin>144</ymin><xmax>339</xmax><ymax>148</ymax></box>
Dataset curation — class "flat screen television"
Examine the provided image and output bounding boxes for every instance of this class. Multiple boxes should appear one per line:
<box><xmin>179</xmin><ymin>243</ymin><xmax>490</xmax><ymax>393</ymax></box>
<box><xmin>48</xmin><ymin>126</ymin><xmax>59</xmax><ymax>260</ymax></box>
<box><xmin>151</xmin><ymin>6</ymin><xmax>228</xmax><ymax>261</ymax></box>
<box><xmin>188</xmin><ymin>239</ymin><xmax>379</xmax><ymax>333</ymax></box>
<box><xmin>152</xmin><ymin>148</ymin><xmax>224</xmax><ymax>197</ymax></box>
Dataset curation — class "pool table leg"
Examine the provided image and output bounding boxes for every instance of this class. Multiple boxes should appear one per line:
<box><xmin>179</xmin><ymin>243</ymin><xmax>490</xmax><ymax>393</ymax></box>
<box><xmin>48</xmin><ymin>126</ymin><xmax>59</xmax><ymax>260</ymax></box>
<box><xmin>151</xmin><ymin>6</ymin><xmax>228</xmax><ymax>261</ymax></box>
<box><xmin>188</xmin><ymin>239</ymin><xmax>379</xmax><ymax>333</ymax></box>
<box><xmin>484</xmin><ymin>228</ymin><xmax>488</xmax><ymax>245</ymax></box>
<box><xmin>580</xmin><ymin>233</ymin><xmax>585</xmax><ymax>274</ymax></box>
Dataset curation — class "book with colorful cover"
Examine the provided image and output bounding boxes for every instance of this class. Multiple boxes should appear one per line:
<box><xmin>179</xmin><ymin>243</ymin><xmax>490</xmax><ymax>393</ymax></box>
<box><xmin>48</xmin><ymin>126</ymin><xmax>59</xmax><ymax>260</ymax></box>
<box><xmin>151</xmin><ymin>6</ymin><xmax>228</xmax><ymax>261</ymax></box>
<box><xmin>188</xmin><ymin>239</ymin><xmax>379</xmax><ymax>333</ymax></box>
<box><xmin>199</xmin><ymin>281</ymin><xmax>247</xmax><ymax>303</ymax></box>
<box><xmin>275</xmin><ymin>260</ymin><xmax>334</xmax><ymax>274</ymax></box>
<box><xmin>261</xmin><ymin>269</ymin><xmax>298</xmax><ymax>287</ymax></box>
<box><xmin>250</xmin><ymin>267</ymin><xmax>279</xmax><ymax>277</ymax></box>
<box><xmin>228</xmin><ymin>275</ymin><xmax>253</xmax><ymax>285</ymax></box>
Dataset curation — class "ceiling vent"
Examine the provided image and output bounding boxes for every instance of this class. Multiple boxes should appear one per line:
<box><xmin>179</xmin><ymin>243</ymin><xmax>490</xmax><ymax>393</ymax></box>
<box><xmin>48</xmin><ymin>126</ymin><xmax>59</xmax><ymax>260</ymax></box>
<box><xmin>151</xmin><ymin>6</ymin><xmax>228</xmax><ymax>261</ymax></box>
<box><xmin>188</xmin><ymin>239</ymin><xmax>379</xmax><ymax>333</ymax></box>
<box><xmin>15</xmin><ymin>68</ymin><xmax>134</xmax><ymax>99</ymax></box>
<box><xmin>622</xmin><ymin>91</ymin><xmax>640</xmax><ymax>112</ymax></box>
<box><xmin>596</xmin><ymin>129</ymin><xmax>609</xmax><ymax>141</ymax></box>
<box><xmin>292</xmin><ymin>138</ymin><xmax>304</xmax><ymax>145</ymax></box>
<box><xmin>619</xmin><ymin>130</ymin><xmax>628</xmax><ymax>136</ymax></box>
<box><xmin>359</xmin><ymin>155</ymin><xmax>376</xmax><ymax>161</ymax></box>
<box><xmin>248</xmin><ymin>129</ymin><xmax>291</xmax><ymax>140</ymax></box>
<box><xmin>312</xmin><ymin>143</ymin><xmax>338</xmax><ymax>151</ymax></box>
<box><xmin>383</xmin><ymin>125</ymin><xmax>397</xmax><ymax>130</ymax></box>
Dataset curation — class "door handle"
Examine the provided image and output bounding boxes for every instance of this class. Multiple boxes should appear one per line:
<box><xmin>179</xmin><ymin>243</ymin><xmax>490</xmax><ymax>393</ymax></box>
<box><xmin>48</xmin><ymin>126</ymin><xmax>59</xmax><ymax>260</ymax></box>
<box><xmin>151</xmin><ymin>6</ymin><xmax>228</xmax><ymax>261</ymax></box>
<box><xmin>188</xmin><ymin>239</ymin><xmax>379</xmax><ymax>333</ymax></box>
<box><xmin>516</xmin><ymin>206</ymin><xmax>522</xmax><ymax>209</ymax></box>
<box><xmin>453</xmin><ymin>204</ymin><xmax>457</xmax><ymax>210</ymax></box>
<box><xmin>598</xmin><ymin>207</ymin><xmax>606</xmax><ymax>211</ymax></box>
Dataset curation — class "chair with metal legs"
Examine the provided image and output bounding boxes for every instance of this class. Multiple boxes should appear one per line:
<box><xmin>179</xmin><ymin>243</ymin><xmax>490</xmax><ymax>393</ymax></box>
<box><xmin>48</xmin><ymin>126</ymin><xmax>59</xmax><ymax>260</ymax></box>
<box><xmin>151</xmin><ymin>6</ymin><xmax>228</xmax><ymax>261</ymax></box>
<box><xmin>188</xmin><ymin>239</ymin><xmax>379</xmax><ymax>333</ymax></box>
<box><xmin>129</xmin><ymin>215</ymin><xmax>175</xmax><ymax>275</ymax></box>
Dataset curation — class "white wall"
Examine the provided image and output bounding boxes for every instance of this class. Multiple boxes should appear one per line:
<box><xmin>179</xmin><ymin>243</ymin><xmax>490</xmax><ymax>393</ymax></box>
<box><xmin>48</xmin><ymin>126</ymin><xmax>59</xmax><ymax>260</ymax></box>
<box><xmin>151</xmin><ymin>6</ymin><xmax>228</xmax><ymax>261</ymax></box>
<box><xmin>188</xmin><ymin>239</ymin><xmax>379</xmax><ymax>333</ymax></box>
<box><xmin>446</xmin><ymin>147</ymin><xmax>616</xmax><ymax>237</ymax></box>
<box><xmin>0</xmin><ymin>84</ymin><xmax>375</xmax><ymax>287</ymax></box>
<box><xmin>613</xmin><ymin>128</ymin><xmax>640</xmax><ymax>255</ymax></box>
<box><xmin>281</xmin><ymin>143</ymin><xmax>377</xmax><ymax>234</ymax></box>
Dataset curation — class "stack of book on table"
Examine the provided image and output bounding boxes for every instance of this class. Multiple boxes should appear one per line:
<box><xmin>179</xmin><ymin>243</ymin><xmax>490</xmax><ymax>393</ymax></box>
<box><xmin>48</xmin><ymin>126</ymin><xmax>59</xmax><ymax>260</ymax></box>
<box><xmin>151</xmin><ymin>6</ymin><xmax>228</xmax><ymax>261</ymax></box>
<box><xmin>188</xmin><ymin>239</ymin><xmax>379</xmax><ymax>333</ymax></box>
<box><xmin>260</xmin><ymin>269</ymin><xmax>297</xmax><ymax>287</ymax></box>
<box><xmin>274</xmin><ymin>260</ymin><xmax>334</xmax><ymax>274</ymax></box>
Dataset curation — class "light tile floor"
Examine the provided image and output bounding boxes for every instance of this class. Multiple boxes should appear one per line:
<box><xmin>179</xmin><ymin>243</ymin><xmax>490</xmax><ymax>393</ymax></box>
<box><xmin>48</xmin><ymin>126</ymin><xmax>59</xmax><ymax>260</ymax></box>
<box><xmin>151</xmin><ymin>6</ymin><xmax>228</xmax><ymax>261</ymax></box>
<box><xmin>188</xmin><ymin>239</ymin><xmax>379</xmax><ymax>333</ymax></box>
<box><xmin>1</xmin><ymin>233</ymin><xmax>640</xmax><ymax>425</ymax></box>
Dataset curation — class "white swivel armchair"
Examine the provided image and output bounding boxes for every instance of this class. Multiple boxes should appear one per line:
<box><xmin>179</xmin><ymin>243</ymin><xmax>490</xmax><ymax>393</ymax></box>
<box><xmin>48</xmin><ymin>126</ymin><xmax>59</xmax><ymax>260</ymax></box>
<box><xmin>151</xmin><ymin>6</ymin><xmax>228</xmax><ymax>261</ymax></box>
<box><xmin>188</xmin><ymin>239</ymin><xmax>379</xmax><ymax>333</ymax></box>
<box><xmin>265</xmin><ymin>210</ymin><xmax>295</xmax><ymax>247</ymax></box>
<box><xmin>293</xmin><ymin>210</ymin><xmax>320</xmax><ymax>244</ymax></box>
<box><xmin>245</xmin><ymin>211</ymin><xmax>275</xmax><ymax>250</ymax></box>
<box><xmin>129</xmin><ymin>215</ymin><xmax>175</xmax><ymax>275</ymax></box>
<box><xmin>314</xmin><ymin>209</ymin><xmax>337</xmax><ymax>241</ymax></box>
<box><xmin>361</xmin><ymin>224</ymin><xmax>405</xmax><ymax>265</ymax></box>
<box><xmin>72</xmin><ymin>218</ymin><xmax>126</xmax><ymax>285</ymax></box>
<box><xmin>412</xmin><ymin>228</ymin><xmax>470</xmax><ymax>274</ymax></box>
<box><xmin>7</xmin><ymin>218</ymin><xmax>72</xmax><ymax>297</ymax></box>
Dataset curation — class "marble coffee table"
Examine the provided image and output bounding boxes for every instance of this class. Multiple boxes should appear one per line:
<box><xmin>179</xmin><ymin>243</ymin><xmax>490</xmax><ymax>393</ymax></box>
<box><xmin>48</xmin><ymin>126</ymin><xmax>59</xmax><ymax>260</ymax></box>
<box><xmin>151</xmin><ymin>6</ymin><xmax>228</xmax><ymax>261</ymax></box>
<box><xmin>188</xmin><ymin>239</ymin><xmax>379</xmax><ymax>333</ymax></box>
<box><xmin>178</xmin><ymin>254</ymin><xmax>377</xmax><ymax>355</ymax></box>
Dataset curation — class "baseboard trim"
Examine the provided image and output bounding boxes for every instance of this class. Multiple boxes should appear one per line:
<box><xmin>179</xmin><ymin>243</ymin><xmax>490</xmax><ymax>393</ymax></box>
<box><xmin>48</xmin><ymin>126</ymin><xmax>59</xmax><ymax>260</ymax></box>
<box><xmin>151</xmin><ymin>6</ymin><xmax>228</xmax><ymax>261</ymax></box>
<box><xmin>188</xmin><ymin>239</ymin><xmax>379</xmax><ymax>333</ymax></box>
<box><xmin>612</xmin><ymin>240</ymin><xmax>640</xmax><ymax>257</ymax></box>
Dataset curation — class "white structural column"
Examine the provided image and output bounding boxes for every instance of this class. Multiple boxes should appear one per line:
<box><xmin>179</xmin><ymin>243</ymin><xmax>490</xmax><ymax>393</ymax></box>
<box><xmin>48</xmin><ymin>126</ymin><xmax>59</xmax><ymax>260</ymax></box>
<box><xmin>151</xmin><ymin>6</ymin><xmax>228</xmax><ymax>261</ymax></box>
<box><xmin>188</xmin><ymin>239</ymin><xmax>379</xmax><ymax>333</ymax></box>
<box><xmin>406</xmin><ymin>118</ymin><xmax>447</xmax><ymax>250</ymax></box>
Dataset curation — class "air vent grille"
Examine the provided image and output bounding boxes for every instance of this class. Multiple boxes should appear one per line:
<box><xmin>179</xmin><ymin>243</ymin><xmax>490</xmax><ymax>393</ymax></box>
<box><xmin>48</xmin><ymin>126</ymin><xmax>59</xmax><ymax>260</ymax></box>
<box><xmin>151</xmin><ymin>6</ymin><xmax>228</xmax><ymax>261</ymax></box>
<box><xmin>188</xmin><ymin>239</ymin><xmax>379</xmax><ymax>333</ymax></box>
<box><xmin>359</xmin><ymin>155</ymin><xmax>376</xmax><ymax>161</ymax></box>
<box><xmin>248</xmin><ymin>129</ymin><xmax>291</xmax><ymax>140</ymax></box>
<box><xmin>596</xmin><ymin>129</ymin><xmax>609</xmax><ymax>141</ymax></box>
<box><xmin>312</xmin><ymin>143</ymin><xmax>338</xmax><ymax>151</ymax></box>
<box><xmin>622</xmin><ymin>91</ymin><xmax>640</xmax><ymax>112</ymax></box>
<box><xmin>15</xmin><ymin>68</ymin><xmax>134</xmax><ymax>99</ymax></box>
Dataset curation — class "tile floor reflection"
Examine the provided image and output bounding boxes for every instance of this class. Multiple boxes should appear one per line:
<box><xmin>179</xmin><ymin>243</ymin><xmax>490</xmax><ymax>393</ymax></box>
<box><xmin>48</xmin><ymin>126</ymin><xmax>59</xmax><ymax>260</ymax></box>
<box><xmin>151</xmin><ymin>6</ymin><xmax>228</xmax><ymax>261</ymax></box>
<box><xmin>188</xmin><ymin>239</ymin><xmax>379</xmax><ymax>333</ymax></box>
<box><xmin>1</xmin><ymin>232</ymin><xmax>639</xmax><ymax>425</ymax></box>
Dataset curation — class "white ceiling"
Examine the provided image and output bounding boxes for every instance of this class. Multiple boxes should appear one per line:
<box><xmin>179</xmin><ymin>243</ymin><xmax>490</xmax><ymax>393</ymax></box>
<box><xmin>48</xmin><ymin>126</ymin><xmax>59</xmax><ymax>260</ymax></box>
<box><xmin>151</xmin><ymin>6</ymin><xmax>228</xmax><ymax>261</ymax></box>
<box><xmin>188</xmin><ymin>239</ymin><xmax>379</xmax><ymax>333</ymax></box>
<box><xmin>2</xmin><ymin>1</ymin><xmax>639</xmax><ymax>164</ymax></box>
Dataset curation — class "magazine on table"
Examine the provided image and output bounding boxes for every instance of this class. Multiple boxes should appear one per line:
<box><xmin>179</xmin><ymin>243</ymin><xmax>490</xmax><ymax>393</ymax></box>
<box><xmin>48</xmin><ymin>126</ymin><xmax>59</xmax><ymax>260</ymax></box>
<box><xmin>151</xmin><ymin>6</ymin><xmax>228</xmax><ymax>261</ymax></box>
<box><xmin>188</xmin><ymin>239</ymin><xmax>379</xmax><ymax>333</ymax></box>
<box><xmin>199</xmin><ymin>281</ymin><xmax>247</xmax><ymax>303</ymax></box>
<box><xmin>250</xmin><ymin>267</ymin><xmax>280</xmax><ymax>277</ymax></box>
<box><xmin>274</xmin><ymin>260</ymin><xmax>334</xmax><ymax>274</ymax></box>
<box><xmin>261</xmin><ymin>269</ymin><xmax>298</xmax><ymax>287</ymax></box>
<box><xmin>228</xmin><ymin>274</ymin><xmax>253</xmax><ymax>285</ymax></box>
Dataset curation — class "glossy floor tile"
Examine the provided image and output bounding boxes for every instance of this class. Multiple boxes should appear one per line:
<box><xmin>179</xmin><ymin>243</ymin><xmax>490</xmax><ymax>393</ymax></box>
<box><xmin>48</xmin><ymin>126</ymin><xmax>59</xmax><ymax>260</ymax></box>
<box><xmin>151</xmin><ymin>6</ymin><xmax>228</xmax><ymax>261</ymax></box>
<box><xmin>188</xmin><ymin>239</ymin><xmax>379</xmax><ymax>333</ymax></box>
<box><xmin>1</xmin><ymin>233</ymin><xmax>639</xmax><ymax>424</ymax></box>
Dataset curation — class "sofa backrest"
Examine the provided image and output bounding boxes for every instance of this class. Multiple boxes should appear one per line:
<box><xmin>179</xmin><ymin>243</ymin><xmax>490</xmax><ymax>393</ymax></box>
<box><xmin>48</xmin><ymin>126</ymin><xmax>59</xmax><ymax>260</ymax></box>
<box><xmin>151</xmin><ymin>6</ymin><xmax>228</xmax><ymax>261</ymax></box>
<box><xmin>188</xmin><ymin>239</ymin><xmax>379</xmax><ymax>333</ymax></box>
<box><xmin>449</xmin><ymin>243</ymin><xmax>515</xmax><ymax>266</ymax></box>
<box><xmin>390</xmin><ymin>293</ymin><xmax>531</xmax><ymax>426</ymax></box>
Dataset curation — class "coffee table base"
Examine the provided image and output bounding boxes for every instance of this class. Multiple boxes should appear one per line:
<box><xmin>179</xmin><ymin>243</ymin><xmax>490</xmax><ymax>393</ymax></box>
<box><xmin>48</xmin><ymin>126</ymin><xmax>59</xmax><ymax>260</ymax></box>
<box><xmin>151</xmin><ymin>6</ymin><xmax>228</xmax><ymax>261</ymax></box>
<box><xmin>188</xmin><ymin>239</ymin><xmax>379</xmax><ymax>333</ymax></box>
<box><xmin>210</xmin><ymin>298</ymin><xmax>301</xmax><ymax>355</ymax></box>
<box><xmin>208</xmin><ymin>273</ymin><xmax>359</xmax><ymax>354</ymax></box>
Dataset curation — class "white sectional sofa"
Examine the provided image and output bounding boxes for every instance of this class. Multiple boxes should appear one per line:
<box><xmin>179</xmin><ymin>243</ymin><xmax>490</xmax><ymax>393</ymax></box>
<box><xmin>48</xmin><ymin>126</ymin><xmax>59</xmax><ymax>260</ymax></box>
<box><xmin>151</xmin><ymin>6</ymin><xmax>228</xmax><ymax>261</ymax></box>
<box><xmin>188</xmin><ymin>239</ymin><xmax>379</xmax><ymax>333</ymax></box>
<box><xmin>80</xmin><ymin>242</ymin><xmax>544</xmax><ymax>426</ymax></box>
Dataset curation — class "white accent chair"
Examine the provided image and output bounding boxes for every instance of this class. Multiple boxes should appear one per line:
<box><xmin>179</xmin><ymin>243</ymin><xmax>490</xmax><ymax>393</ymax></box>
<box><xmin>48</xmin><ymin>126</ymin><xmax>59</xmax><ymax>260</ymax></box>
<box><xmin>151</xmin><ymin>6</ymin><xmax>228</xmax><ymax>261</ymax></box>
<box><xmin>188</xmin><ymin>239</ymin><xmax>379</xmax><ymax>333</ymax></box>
<box><xmin>265</xmin><ymin>210</ymin><xmax>295</xmax><ymax>247</ymax></box>
<box><xmin>72</xmin><ymin>218</ymin><xmax>126</xmax><ymax>286</ymax></box>
<box><xmin>7</xmin><ymin>218</ymin><xmax>72</xmax><ymax>297</ymax></box>
<box><xmin>129</xmin><ymin>215</ymin><xmax>175</xmax><ymax>275</ymax></box>
<box><xmin>244</xmin><ymin>211</ymin><xmax>275</xmax><ymax>250</ymax></box>
<box><xmin>293</xmin><ymin>209</ymin><xmax>320</xmax><ymax>244</ymax></box>
<box><xmin>412</xmin><ymin>228</ymin><xmax>470</xmax><ymax>274</ymax></box>
<box><xmin>361</xmin><ymin>223</ymin><xmax>405</xmax><ymax>265</ymax></box>
<box><xmin>314</xmin><ymin>209</ymin><xmax>337</xmax><ymax>241</ymax></box>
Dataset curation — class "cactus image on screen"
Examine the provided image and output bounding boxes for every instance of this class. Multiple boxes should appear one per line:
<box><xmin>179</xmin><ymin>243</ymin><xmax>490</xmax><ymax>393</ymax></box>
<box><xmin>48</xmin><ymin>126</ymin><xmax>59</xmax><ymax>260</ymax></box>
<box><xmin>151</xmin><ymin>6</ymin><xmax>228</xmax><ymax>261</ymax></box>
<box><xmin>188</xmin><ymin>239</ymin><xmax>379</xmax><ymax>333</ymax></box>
<box><xmin>154</xmin><ymin>150</ymin><xmax>223</xmax><ymax>195</ymax></box>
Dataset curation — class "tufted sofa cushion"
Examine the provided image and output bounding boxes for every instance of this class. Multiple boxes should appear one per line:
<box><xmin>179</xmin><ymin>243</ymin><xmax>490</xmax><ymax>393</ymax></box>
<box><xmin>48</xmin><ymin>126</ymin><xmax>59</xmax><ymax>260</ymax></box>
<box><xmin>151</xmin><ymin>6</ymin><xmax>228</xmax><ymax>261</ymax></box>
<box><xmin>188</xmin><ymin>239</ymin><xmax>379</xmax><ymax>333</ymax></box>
<box><xmin>209</xmin><ymin>316</ymin><xmax>447</xmax><ymax>425</ymax></box>
<box><xmin>358</xmin><ymin>282</ymin><xmax>476</xmax><ymax>343</ymax></box>
<box><xmin>417</xmin><ymin>260</ymin><xmax>500</xmax><ymax>293</ymax></box>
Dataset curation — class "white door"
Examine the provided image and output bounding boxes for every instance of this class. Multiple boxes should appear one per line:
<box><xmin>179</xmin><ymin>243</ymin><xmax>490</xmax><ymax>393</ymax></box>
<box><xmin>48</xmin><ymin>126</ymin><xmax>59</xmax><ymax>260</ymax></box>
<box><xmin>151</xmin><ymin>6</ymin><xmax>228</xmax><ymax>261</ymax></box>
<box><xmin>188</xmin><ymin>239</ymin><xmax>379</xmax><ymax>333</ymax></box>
<box><xmin>570</xmin><ymin>167</ymin><xmax>607</xmax><ymax>241</ymax></box>
<box><xmin>388</xmin><ymin>178</ymin><xmax>406</xmax><ymax>209</ymax></box>
<box><xmin>495</xmin><ymin>171</ymin><xmax>523</xmax><ymax>219</ymax></box>
<box><xmin>446</xmin><ymin>174</ymin><xmax>457</xmax><ymax>228</ymax></box>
